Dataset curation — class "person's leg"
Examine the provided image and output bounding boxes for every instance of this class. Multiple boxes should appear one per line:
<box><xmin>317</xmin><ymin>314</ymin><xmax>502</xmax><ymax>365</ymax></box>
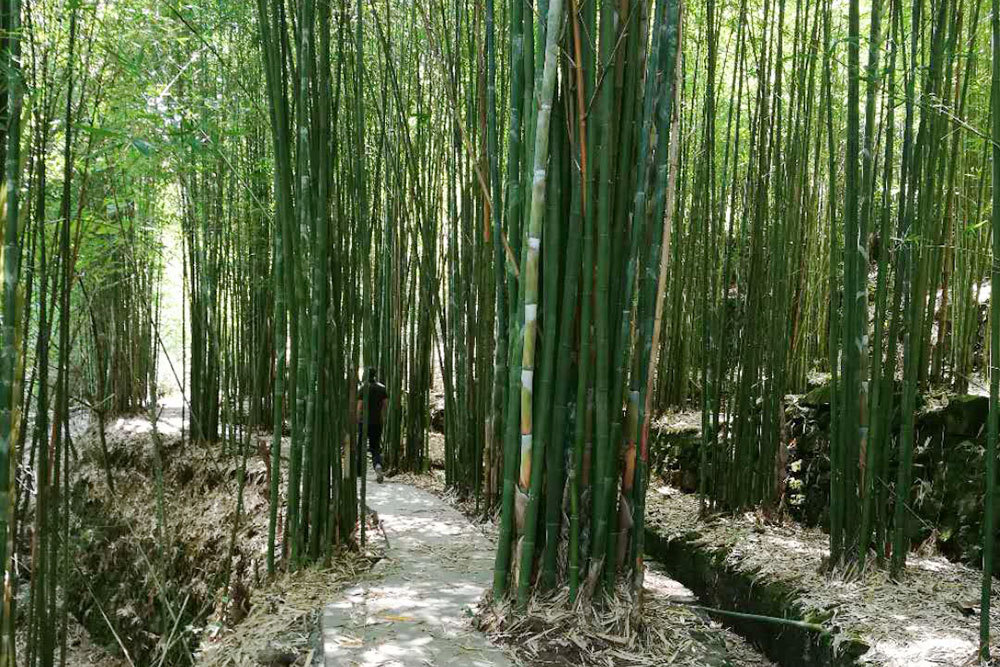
<box><xmin>357</xmin><ymin>421</ymin><xmax>365</xmax><ymax>477</ymax></box>
<box><xmin>370</xmin><ymin>425</ymin><xmax>384</xmax><ymax>482</ymax></box>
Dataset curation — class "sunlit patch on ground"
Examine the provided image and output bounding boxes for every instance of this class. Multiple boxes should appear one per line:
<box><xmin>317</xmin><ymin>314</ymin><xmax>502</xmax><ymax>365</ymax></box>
<box><xmin>322</xmin><ymin>472</ymin><xmax>510</xmax><ymax>666</ymax></box>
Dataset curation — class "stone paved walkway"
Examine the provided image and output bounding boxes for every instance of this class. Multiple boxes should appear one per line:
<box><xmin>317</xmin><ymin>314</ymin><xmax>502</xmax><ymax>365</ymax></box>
<box><xmin>322</xmin><ymin>474</ymin><xmax>511</xmax><ymax>667</ymax></box>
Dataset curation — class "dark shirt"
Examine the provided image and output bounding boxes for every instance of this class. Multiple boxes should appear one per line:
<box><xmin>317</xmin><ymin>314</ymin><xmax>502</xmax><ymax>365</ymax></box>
<box><xmin>361</xmin><ymin>381</ymin><xmax>388</xmax><ymax>428</ymax></box>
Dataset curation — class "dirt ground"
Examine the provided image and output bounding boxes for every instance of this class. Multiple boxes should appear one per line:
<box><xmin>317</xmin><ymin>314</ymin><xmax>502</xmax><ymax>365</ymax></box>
<box><xmin>49</xmin><ymin>403</ymin><xmax>285</xmax><ymax>666</ymax></box>
<box><xmin>53</xmin><ymin>398</ymin><xmax>394</xmax><ymax>667</ymax></box>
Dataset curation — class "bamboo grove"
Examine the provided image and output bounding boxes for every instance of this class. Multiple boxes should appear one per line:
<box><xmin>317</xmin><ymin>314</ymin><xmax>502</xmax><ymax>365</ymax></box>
<box><xmin>485</xmin><ymin>0</ymin><xmax>684</xmax><ymax>605</ymax></box>
<box><xmin>0</xmin><ymin>0</ymin><xmax>1000</xmax><ymax>661</ymax></box>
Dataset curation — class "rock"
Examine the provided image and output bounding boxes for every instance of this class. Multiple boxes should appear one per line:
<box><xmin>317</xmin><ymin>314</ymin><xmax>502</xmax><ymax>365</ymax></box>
<box><xmin>838</xmin><ymin>636</ymin><xmax>871</xmax><ymax>661</ymax></box>
<box><xmin>941</xmin><ymin>395</ymin><xmax>989</xmax><ymax>437</ymax></box>
<box><xmin>257</xmin><ymin>644</ymin><xmax>298</xmax><ymax>666</ymax></box>
<box><xmin>951</xmin><ymin>599</ymin><xmax>980</xmax><ymax>617</ymax></box>
<box><xmin>658</xmin><ymin>387</ymin><xmax>1000</xmax><ymax>576</ymax></box>
<box><xmin>651</xmin><ymin>428</ymin><xmax>701</xmax><ymax>489</ymax></box>
<box><xmin>787</xmin><ymin>390</ymin><xmax>1000</xmax><ymax>574</ymax></box>
<box><xmin>430</xmin><ymin>402</ymin><xmax>445</xmax><ymax>433</ymax></box>
<box><xmin>800</xmin><ymin>383</ymin><xmax>831</xmax><ymax>408</ymax></box>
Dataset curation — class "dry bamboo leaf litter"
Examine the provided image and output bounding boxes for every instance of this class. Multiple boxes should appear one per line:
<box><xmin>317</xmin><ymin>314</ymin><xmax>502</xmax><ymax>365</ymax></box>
<box><xmin>474</xmin><ymin>584</ymin><xmax>773</xmax><ymax>667</ymax></box>
<box><xmin>43</xmin><ymin>409</ymin><xmax>365</xmax><ymax>667</ymax></box>
<box><xmin>390</xmin><ymin>469</ymin><xmax>772</xmax><ymax>667</ymax></box>
<box><xmin>645</xmin><ymin>484</ymin><xmax>1000</xmax><ymax>666</ymax></box>
<box><xmin>394</xmin><ymin>461</ymin><xmax>1000</xmax><ymax>666</ymax></box>
<box><xmin>195</xmin><ymin>555</ymin><xmax>376</xmax><ymax>667</ymax></box>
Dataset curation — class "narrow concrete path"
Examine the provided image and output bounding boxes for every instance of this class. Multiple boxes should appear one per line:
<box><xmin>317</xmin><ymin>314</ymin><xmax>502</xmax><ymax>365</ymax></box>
<box><xmin>322</xmin><ymin>474</ymin><xmax>511</xmax><ymax>667</ymax></box>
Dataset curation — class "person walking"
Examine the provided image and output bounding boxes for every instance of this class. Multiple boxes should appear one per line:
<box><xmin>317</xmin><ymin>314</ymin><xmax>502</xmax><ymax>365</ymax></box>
<box><xmin>357</xmin><ymin>367</ymin><xmax>388</xmax><ymax>483</ymax></box>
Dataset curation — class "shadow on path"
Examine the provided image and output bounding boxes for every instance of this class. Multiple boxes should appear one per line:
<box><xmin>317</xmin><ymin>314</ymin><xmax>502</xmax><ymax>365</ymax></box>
<box><xmin>322</xmin><ymin>475</ymin><xmax>510</xmax><ymax>667</ymax></box>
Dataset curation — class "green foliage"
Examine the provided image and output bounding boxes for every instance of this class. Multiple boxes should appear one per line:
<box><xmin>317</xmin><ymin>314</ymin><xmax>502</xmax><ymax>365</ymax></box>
<box><xmin>5</xmin><ymin>0</ymin><xmax>1000</xmax><ymax>659</ymax></box>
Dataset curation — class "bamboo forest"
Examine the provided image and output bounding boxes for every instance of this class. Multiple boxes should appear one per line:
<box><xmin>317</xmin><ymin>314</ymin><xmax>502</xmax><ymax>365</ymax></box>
<box><xmin>2</xmin><ymin>0</ymin><xmax>1000</xmax><ymax>663</ymax></box>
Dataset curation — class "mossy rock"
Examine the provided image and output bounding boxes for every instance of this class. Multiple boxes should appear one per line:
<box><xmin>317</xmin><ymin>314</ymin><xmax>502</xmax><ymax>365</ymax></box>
<box><xmin>801</xmin><ymin>383</ymin><xmax>832</xmax><ymax>408</ymax></box>
<box><xmin>835</xmin><ymin>636</ymin><xmax>871</xmax><ymax>661</ymax></box>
